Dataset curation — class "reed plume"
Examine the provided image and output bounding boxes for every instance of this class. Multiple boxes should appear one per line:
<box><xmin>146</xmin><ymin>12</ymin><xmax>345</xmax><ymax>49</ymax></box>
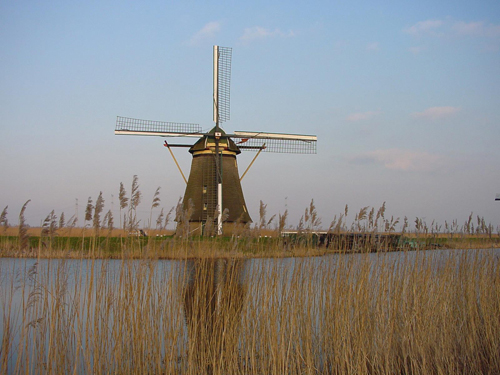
<box><xmin>149</xmin><ymin>186</ymin><xmax>161</xmax><ymax>230</ymax></box>
<box><xmin>0</xmin><ymin>206</ymin><xmax>8</xmax><ymax>233</ymax></box>
<box><xmin>156</xmin><ymin>208</ymin><xmax>164</xmax><ymax>230</ymax></box>
<box><xmin>278</xmin><ymin>209</ymin><xmax>288</xmax><ymax>234</ymax></box>
<box><xmin>92</xmin><ymin>191</ymin><xmax>105</xmax><ymax>235</ymax></box>
<box><xmin>84</xmin><ymin>197</ymin><xmax>93</xmax><ymax>225</ymax></box>
<box><xmin>58</xmin><ymin>212</ymin><xmax>65</xmax><ymax>229</ymax></box>
<box><xmin>41</xmin><ymin>210</ymin><xmax>58</xmax><ymax>239</ymax></box>
<box><xmin>18</xmin><ymin>199</ymin><xmax>30</xmax><ymax>250</ymax></box>
<box><xmin>103</xmin><ymin>209</ymin><xmax>114</xmax><ymax>236</ymax></box>
<box><xmin>128</xmin><ymin>175</ymin><xmax>142</xmax><ymax>231</ymax></box>
<box><xmin>163</xmin><ymin>207</ymin><xmax>174</xmax><ymax>231</ymax></box>
<box><xmin>259</xmin><ymin>200</ymin><xmax>267</xmax><ymax>230</ymax></box>
<box><xmin>118</xmin><ymin>182</ymin><xmax>129</xmax><ymax>230</ymax></box>
<box><xmin>175</xmin><ymin>197</ymin><xmax>193</xmax><ymax>237</ymax></box>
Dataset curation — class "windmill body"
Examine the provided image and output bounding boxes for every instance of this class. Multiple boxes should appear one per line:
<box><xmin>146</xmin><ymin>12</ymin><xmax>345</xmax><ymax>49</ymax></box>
<box><xmin>183</xmin><ymin>127</ymin><xmax>251</xmax><ymax>229</ymax></box>
<box><xmin>115</xmin><ymin>46</ymin><xmax>317</xmax><ymax>235</ymax></box>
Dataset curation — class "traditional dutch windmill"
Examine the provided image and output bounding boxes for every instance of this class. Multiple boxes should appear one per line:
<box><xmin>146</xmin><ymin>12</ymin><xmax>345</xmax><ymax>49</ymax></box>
<box><xmin>115</xmin><ymin>46</ymin><xmax>317</xmax><ymax>235</ymax></box>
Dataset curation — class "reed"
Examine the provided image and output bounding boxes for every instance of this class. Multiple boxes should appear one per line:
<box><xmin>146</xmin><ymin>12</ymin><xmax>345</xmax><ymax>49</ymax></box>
<box><xmin>1</xmin><ymin>250</ymin><xmax>499</xmax><ymax>374</ymax></box>
<box><xmin>17</xmin><ymin>200</ymin><xmax>30</xmax><ymax>251</ymax></box>
<box><xmin>1</xmin><ymin>188</ymin><xmax>499</xmax><ymax>258</ymax></box>
<box><xmin>0</xmin><ymin>206</ymin><xmax>8</xmax><ymax>235</ymax></box>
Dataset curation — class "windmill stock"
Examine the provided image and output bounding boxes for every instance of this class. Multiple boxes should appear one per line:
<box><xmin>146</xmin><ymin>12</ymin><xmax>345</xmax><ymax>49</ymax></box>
<box><xmin>115</xmin><ymin>46</ymin><xmax>317</xmax><ymax>235</ymax></box>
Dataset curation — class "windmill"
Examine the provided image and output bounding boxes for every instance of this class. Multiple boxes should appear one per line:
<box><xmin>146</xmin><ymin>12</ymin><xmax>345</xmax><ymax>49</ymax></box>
<box><xmin>115</xmin><ymin>46</ymin><xmax>317</xmax><ymax>235</ymax></box>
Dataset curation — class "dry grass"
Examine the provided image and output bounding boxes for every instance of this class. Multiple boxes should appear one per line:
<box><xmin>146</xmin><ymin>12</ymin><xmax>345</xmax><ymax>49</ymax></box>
<box><xmin>0</xmin><ymin>226</ymin><xmax>175</xmax><ymax>238</ymax></box>
<box><xmin>1</xmin><ymin>250</ymin><xmax>499</xmax><ymax>374</ymax></box>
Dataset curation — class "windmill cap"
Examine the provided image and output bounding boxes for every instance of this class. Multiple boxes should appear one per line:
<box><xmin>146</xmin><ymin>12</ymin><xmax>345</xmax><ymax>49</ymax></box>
<box><xmin>189</xmin><ymin>127</ymin><xmax>241</xmax><ymax>155</ymax></box>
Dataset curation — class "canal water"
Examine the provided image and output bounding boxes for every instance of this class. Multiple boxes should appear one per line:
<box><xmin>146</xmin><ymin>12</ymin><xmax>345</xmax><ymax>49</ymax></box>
<box><xmin>1</xmin><ymin>248</ymin><xmax>499</xmax><ymax>373</ymax></box>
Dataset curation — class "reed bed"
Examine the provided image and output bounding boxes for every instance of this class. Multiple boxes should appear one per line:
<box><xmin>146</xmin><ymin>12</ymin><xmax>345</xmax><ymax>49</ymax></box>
<box><xmin>2</xmin><ymin>196</ymin><xmax>499</xmax><ymax>260</ymax></box>
<box><xmin>1</xmin><ymin>249</ymin><xmax>499</xmax><ymax>374</ymax></box>
<box><xmin>2</xmin><ymin>180</ymin><xmax>499</xmax><ymax>259</ymax></box>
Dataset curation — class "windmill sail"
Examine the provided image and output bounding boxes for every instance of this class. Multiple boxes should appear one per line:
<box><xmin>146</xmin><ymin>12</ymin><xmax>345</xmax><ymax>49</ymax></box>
<box><xmin>232</xmin><ymin>131</ymin><xmax>317</xmax><ymax>154</ymax></box>
<box><xmin>213</xmin><ymin>46</ymin><xmax>232</xmax><ymax>124</ymax></box>
<box><xmin>115</xmin><ymin>116</ymin><xmax>202</xmax><ymax>137</ymax></box>
<box><xmin>212</xmin><ymin>46</ymin><xmax>232</xmax><ymax>235</ymax></box>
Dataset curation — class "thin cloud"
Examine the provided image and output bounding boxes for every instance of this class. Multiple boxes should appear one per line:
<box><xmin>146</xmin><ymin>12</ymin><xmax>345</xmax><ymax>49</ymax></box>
<box><xmin>408</xmin><ymin>45</ymin><xmax>426</xmax><ymax>55</ymax></box>
<box><xmin>405</xmin><ymin>18</ymin><xmax>500</xmax><ymax>39</ymax></box>
<box><xmin>240</xmin><ymin>26</ymin><xmax>295</xmax><ymax>42</ymax></box>
<box><xmin>412</xmin><ymin>106</ymin><xmax>460</xmax><ymax>120</ymax></box>
<box><xmin>346</xmin><ymin>111</ymin><xmax>380</xmax><ymax>122</ymax></box>
<box><xmin>453</xmin><ymin>21</ymin><xmax>500</xmax><ymax>37</ymax></box>
<box><xmin>189</xmin><ymin>21</ymin><xmax>221</xmax><ymax>45</ymax></box>
<box><xmin>404</xmin><ymin>19</ymin><xmax>444</xmax><ymax>36</ymax></box>
<box><xmin>367</xmin><ymin>42</ymin><xmax>380</xmax><ymax>51</ymax></box>
<box><xmin>349</xmin><ymin>149</ymin><xmax>443</xmax><ymax>172</ymax></box>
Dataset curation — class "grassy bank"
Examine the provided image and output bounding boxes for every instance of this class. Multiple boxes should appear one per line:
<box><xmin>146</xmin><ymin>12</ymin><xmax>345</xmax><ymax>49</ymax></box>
<box><xmin>2</xmin><ymin>196</ymin><xmax>499</xmax><ymax>258</ymax></box>
<box><xmin>1</xmin><ymin>231</ymin><xmax>499</xmax><ymax>259</ymax></box>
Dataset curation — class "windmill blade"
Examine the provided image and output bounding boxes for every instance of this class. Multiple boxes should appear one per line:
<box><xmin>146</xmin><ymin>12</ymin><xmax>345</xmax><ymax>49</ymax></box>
<box><xmin>115</xmin><ymin>116</ymin><xmax>203</xmax><ymax>137</ymax></box>
<box><xmin>232</xmin><ymin>131</ymin><xmax>317</xmax><ymax>154</ymax></box>
<box><xmin>213</xmin><ymin>46</ymin><xmax>232</xmax><ymax>124</ymax></box>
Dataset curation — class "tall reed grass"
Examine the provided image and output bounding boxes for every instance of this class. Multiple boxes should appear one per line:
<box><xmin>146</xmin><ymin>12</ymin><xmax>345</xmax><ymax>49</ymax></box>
<box><xmin>1</xmin><ymin>250</ymin><xmax>499</xmax><ymax>374</ymax></box>
<box><xmin>2</xmin><ymin>175</ymin><xmax>499</xmax><ymax>252</ymax></box>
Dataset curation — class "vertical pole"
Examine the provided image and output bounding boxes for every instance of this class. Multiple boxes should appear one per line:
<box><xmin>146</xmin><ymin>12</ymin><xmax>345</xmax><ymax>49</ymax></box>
<box><xmin>213</xmin><ymin>46</ymin><xmax>223</xmax><ymax>235</ymax></box>
<box><xmin>217</xmin><ymin>182</ymin><xmax>222</xmax><ymax>234</ymax></box>
<box><xmin>213</xmin><ymin>46</ymin><xmax>218</xmax><ymax>125</ymax></box>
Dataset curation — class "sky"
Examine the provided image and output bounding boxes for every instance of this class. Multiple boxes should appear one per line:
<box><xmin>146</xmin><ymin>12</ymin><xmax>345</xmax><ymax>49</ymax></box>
<box><xmin>1</xmin><ymin>0</ymin><xmax>499</xmax><ymax>230</ymax></box>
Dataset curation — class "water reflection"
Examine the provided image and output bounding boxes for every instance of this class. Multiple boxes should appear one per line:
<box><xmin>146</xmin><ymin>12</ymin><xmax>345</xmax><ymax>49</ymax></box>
<box><xmin>182</xmin><ymin>258</ymin><xmax>246</xmax><ymax>373</ymax></box>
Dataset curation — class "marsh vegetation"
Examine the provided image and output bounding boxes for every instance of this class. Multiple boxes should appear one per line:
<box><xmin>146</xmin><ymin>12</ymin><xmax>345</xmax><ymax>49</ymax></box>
<box><xmin>0</xmin><ymin>175</ymin><xmax>498</xmax><ymax>258</ymax></box>
<box><xmin>1</xmin><ymin>250</ymin><xmax>499</xmax><ymax>374</ymax></box>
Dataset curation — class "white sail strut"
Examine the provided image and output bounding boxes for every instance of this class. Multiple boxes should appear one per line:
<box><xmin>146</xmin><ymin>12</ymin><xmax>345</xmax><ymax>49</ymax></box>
<box><xmin>233</xmin><ymin>131</ymin><xmax>317</xmax><ymax>142</ymax></box>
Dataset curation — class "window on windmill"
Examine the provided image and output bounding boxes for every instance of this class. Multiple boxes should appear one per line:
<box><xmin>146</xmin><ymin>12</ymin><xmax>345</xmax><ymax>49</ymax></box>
<box><xmin>203</xmin><ymin>185</ymin><xmax>207</xmax><ymax>194</ymax></box>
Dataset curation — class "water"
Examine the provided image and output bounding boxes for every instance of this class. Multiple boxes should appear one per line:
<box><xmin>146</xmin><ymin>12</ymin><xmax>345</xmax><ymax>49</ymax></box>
<box><xmin>1</xmin><ymin>248</ymin><xmax>499</xmax><ymax>373</ymax></box>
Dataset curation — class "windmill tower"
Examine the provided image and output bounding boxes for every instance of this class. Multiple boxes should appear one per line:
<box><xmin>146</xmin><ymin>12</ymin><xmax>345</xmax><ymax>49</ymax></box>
<box><xmin>115</xmin><ymin>46</ymin><xmax>317</xmax><ymax>235</ymax></box>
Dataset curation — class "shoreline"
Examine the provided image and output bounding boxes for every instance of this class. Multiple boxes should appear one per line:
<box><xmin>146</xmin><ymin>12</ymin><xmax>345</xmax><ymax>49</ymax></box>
<box><xmin>1</xmin><ymin>234</ymin><xmax>499</xmax><ymax>260</ymax></box>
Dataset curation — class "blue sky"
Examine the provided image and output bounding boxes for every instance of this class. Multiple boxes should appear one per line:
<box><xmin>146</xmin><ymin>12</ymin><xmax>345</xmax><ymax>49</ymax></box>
<box><xmin>1</xmin><ymin>0</ymin><xmax>499</xmax><ymax>230</ymax></box>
